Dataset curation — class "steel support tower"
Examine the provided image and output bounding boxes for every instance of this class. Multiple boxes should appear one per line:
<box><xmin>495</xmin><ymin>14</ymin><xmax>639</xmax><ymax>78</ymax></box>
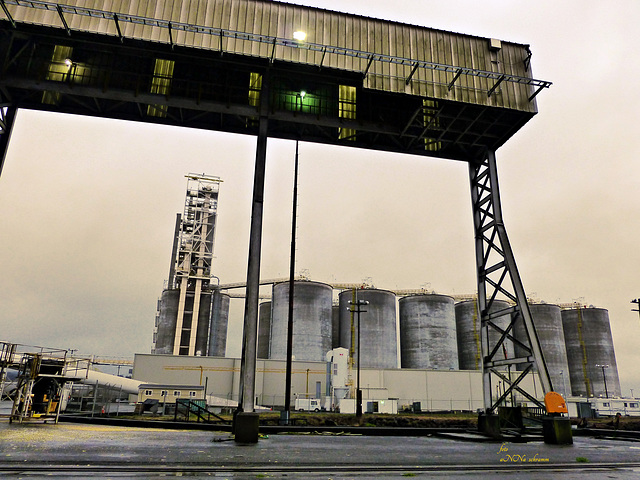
<box><xmin>155</xmin><ymin>174</ymin><xmax>222</xmax><ymax>357</ymax></box>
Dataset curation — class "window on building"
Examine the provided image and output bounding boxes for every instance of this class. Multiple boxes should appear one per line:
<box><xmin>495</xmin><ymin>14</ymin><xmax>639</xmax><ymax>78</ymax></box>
<box><xmin>189</xmin><ymin>391</ymin><xmax>197</xmax><ymax>397</ymax></box>
<box><xmin>148</xmin><ymin>58</ymin><xmax>175</xmax><ymax>118</ymax></box>
<box><xmin>249</xmin><ymin>72</ymin><xmax>262</xmax><ymax>107</ymax></box>
<box><xmin>423</xmin><ymin>99</ymin><xmax>441</xmax><ymax>152</ymax></box>
<box><xmin>174</xmin><ymin>391</ymin><xmax>181</xmax><ymax>397</ymax></box>
<box><xmin>161</xmin><ymin>390</ymin><xmax>167</xmax><ymax>397</ymax></box>
<box><xmin>338</xmin><ymin>85</ymin><xmax>356</xmax><ymax>140</ymax></box>
<box><xmin>42</xmin><ymin>45</ymin><xmax>74</xmax><ymax>105</ymax></box>
<box><xmin>333</xmin><ymin>363</ymin><xmax>338</xmax><ymax>375</ymax></box>
<box><xmin>144</xmin><ymin>390</ymin><xmax>153</xmax><ymax>396</ymax></box>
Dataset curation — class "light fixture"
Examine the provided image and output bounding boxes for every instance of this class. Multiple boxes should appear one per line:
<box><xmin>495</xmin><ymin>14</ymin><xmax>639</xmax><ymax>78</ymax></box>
<box><xmin>293</xmin><ymin>31</ymin><xmax>306</xmax><ymax>42</ymax></box>
<box><xmin>300</xmin><ymin>90</ymin><xmax>306</xmax><ymax>99</ymax></box>
<box><xmin>64</xmin><ymin>58</ymin><xmax>72</xmax><ymax>67</ymax></box>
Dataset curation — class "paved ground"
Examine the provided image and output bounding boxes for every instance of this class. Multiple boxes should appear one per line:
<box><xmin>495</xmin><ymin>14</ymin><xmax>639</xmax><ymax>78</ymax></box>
<box><xmin>0</xmin><ymin>420</ymin><xmax>639</xmax><ymax>479</ymax></box>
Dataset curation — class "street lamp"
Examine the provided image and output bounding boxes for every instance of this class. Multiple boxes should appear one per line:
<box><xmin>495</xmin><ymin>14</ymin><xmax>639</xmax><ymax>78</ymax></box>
<box><xmin>348</xmin><ymin>298</ymin><xmax>368</xmax><ymax>417</ymax></box>
<box><xmin>596</xmin><ymin>364</ymin><xmax>609</xmax><ymax>399</ymax></box>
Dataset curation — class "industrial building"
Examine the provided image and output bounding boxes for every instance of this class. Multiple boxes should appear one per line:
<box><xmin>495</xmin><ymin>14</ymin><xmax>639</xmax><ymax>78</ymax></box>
<box><xmin>152</xmin><ymin>174</ymin><xmax>229</xmax><ymax>357</ymax></box>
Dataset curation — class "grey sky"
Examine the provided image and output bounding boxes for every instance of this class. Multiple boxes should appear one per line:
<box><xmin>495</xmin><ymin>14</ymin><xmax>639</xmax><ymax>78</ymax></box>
<box><xmin>1</xmin><ymin>0</ymin><xmax>639</xmax><ymax>396</ymax></box>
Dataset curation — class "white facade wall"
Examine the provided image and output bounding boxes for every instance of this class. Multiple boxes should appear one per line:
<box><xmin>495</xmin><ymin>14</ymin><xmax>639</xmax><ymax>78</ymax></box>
<box><xmin>132</xmin><ymin>353</ymin><xmax>547</xmax><ymax>412</ymax></box>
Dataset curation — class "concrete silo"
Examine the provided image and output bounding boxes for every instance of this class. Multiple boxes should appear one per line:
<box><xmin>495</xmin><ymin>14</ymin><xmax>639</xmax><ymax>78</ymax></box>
<box><xmin>208</xmin><ymin>290</ymin><xmax>229</xmax><ymax>357</ymax></box>
<box><xmin>332</xmin><ymin>305</ymin><xmax>340</xmax><ymax>350</ymax></box>
<box><xmin>513</xmin><ymin>303</ymin><xmax>571</xmax><ymax>397</ymax></box>
<box><xmin>455</xmin><ymin>299</ymin><xmax>513</xmax><ymax>370</ymax></box>
<box><xmin>153</xmin><ymin>289</ymin><xmax>180</xmax><ymax>355</ymax></box>
<box><xmin>561</xmin><ymin>307</ymin><xmax>621</xmax><ymax>398</ymax></box>
<box><xmin>338</xmin><ymin>289</ymin><xmax>397</xmax><ymax>369</ymax></box>
<box><xmin>399</xmin><ymin>294</ymin><xmax>458</xmax><ymax>370</ymax></box>
<box><xmin>258</xmin><ymin>301</ymin><xmax>272</xmax><ymax>359</ymax></box>
<box><xmin>154</xmin><ymin>289</ymin><xmax>216</xmax><ymax>356</ymax></box>
<box><xmin>269</xmin><ymin>281</ymin><xmax>333</xmax><ymax>362</ymax></box>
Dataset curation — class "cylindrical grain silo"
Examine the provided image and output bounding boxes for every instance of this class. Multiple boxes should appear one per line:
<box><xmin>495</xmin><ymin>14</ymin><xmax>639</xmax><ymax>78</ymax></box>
<box><xmin>270</xmin><ymin>281</ymin><xmax>333</xmax><ymax>362</ymax></box>
<box><xmin>513</xmin><ymin>304</ymin><xmax>571</xmax><ymax>396</ymax></box>
<box><xmin>338</xmin><ymin>289</ymin><xmax>397</xmax><ymax>369</ymax></box>
<box><xmin>207</xmin><ymin>290</ymin><xmax>229</xmax><ymax>357</ymax></box>
<box><xmin>561</xmin><ymin>307</ymin><xmax>621</xmax><ymax>398</ymax></box>
<box><xmin>258</xmin><ymin>301</ymin><xmax>272</xmax><ymax>359</ymax></box>
<box><xmin>332</xmin><ymin>304</ymin><xmax>340</xmax><ymax>350</ymax></box>
<box><xmin>193</xmin><ymin>291</ymin><xmax>214</xmax><ymax>356</ymax></box>
<box><xmin>455</xmin><ymin>299</ymin><xmax>513</xmax><ymax>370</ymax></box>
<box><xmin>153</xmin><ymin>289</ymin><xmax>180</xmax><ymax>354</ymax></box>
<box><xmin>399</xmin><ymin>294</ymin><xmax>458</xmax><ymax>370</ymax></box>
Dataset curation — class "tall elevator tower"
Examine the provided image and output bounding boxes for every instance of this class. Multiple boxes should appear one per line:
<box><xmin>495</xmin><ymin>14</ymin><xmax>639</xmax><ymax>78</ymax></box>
<box><xmin>153</xmin><ymin>173</ymin><xmax>226</xmax><ymax>356</ymax></box>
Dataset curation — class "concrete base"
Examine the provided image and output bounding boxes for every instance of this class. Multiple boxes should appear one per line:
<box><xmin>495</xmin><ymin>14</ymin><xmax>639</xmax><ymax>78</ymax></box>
<box><xmin>279</xmin><ymin>410</ymin><xmax>290</xmax><ymax>426</ymax></box>
<box><xmin>542</xmin><ymin>416</ymin><xmax>573</xmax><ymax>445</ymax></box>
<box><xmin>234</xmin><ymin>412</ymin><xmax>260</xmax><ymax>444</ymax></box>
<box><xmin>478</xmin><ymin>413</ymin><xmax>502</xmax><ymax>439</ymax></box>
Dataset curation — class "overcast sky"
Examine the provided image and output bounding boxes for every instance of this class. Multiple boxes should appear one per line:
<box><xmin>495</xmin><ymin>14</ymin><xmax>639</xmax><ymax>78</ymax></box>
<box><xmin>1</xmin><ymin>0</ymin><xmax>639</xmax><ymax>397</ymax></box>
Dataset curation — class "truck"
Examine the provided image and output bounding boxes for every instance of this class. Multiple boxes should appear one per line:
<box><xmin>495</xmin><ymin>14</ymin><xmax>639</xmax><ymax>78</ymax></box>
<box><xmin>294</xmin><ymin>398</ymin><xmax>321</xmax><ymax>412</ymax></box>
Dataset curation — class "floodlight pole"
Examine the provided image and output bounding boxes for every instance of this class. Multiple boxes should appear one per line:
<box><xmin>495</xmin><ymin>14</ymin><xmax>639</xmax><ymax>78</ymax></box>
<box><xmin>349</xmin><ymin>298</ymin><xmax>368</xmax><ymax>417</ymax></box>
<box><xmin>282</xmin><ymin>140</ymin><xmax>300</xmax><ymax>425</ymax></box>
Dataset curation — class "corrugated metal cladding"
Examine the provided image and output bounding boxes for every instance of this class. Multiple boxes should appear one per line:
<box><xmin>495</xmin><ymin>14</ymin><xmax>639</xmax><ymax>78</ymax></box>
<box><xmin>5</xmin><ymin>0</ymin><xmax>537</xmax><ymax>113</ymax></box>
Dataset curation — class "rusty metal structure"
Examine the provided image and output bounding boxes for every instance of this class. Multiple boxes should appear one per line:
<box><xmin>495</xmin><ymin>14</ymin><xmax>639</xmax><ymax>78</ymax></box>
<box><xmin>0</xmin><ymin>341</ymin><xmax>71</xmax><ymax>423</ymax></box>
<box><xmin>0</xmin><ymin>0</ymin><xmax>553</xmax><ymax>423</ymax></box>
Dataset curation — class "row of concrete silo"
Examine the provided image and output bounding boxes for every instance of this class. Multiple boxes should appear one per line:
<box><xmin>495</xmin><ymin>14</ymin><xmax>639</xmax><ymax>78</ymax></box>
<box><xmin>258</xmin><ymin>282</ymin><xmax>458</xmax><ymax>370</ymax></box>
<box><xmin>256</xmin><ymin>281</ymin><xmax>621</xmax><ymax>398</ymax></box>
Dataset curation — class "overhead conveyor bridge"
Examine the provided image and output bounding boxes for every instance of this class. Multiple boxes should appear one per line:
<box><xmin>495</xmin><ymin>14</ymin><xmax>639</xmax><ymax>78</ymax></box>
<box><xmin>0</xmin><ymin>0</ymin><xmax>558</xmax><ymax>439</ymax></box>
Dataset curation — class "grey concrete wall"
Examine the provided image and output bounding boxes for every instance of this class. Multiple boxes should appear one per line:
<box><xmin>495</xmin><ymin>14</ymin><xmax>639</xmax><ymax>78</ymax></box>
<box><xmin>562</xmin><ymin>308</ymin><xmax>621</xmax><ymax>398</ymax></box>
<box><xmin>208</xmin><ymin>291</ymin><xmax>229</xmax><ymax>357</ymax></box>
<box><xmin>513</xmin><ymin>303</ymin><xmax>571</xmax><ymax>397</ymax></box>
<box><xmin>455</xmin><ymin>300</ymin><xmax>513</xmax><ymax>370</ymax></box>
<box><xmin>270</xmin><ymin>281</ymin><xmax>333</xmax><ymax>362</ymax></box>
<box><xmin>339</xmin><ymin>289</ymin><xmax>398</xmax><ymax>369</ymax></box>
<box><xmin>257</xmin><ymin>301</ymin><xmax>272</xmax><ymax>359</ymax></box>
<box><xmin>153</xmin><ymin>289</ymin><xmax>179</xmax><ymax>355</ymax></box>
<box><xmin>399</xmin><ymin>294</ymin><xmax>458</xmax><ymax>370</ymax></box>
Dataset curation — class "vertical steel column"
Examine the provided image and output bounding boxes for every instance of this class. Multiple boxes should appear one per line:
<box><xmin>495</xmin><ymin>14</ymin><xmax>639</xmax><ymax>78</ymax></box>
<box><xmin>469</xmin><ymin>150</ymin><xmax>553</xmax><ymax>414</ymax></box>
<box><xmin>238</xmin><ymin>74</ymin><xmax>269</xmax><ymax>413</ymax></box>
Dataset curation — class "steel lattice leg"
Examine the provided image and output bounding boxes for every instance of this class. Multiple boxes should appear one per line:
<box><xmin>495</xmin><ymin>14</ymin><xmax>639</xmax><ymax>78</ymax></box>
<box><xmin>469</xmin><ymin>151</ymin><xmax>552</xmax><ymax>415</ymax></box>
<box><xmin>0</xmin><ymin>105</ymin><xmax>16</xmax><ymax>178</ymax></box>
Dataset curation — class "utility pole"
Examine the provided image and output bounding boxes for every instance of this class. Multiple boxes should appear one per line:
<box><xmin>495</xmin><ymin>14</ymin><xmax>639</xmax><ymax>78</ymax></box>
<box><xmin>596</xmin><ymin>364</ymin><xmax>609</xmax><ymax>399</ymax></box>
<box><xmin>348</xmin><ymin>297</ymin><xmax>368</xmax><ymax>417</ymax></box>
<box><xmin>283</xmin><ymin>141</ymin><xmax>300</xmax><ymax>426</ymax></box>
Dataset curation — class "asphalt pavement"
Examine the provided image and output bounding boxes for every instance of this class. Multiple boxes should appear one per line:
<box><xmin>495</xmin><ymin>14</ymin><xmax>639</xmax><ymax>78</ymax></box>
<box><xmin>1</xmin><ymin>420</ymin><xmax>639</xmax><ymax>479</ymax></box>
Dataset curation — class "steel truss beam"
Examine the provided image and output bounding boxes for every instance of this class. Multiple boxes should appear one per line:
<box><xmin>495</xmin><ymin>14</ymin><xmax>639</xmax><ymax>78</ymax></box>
<box><xmin>469</xmin><ymin>151</ymin><xmax>553</xmax><ymax>413</ymax></box>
